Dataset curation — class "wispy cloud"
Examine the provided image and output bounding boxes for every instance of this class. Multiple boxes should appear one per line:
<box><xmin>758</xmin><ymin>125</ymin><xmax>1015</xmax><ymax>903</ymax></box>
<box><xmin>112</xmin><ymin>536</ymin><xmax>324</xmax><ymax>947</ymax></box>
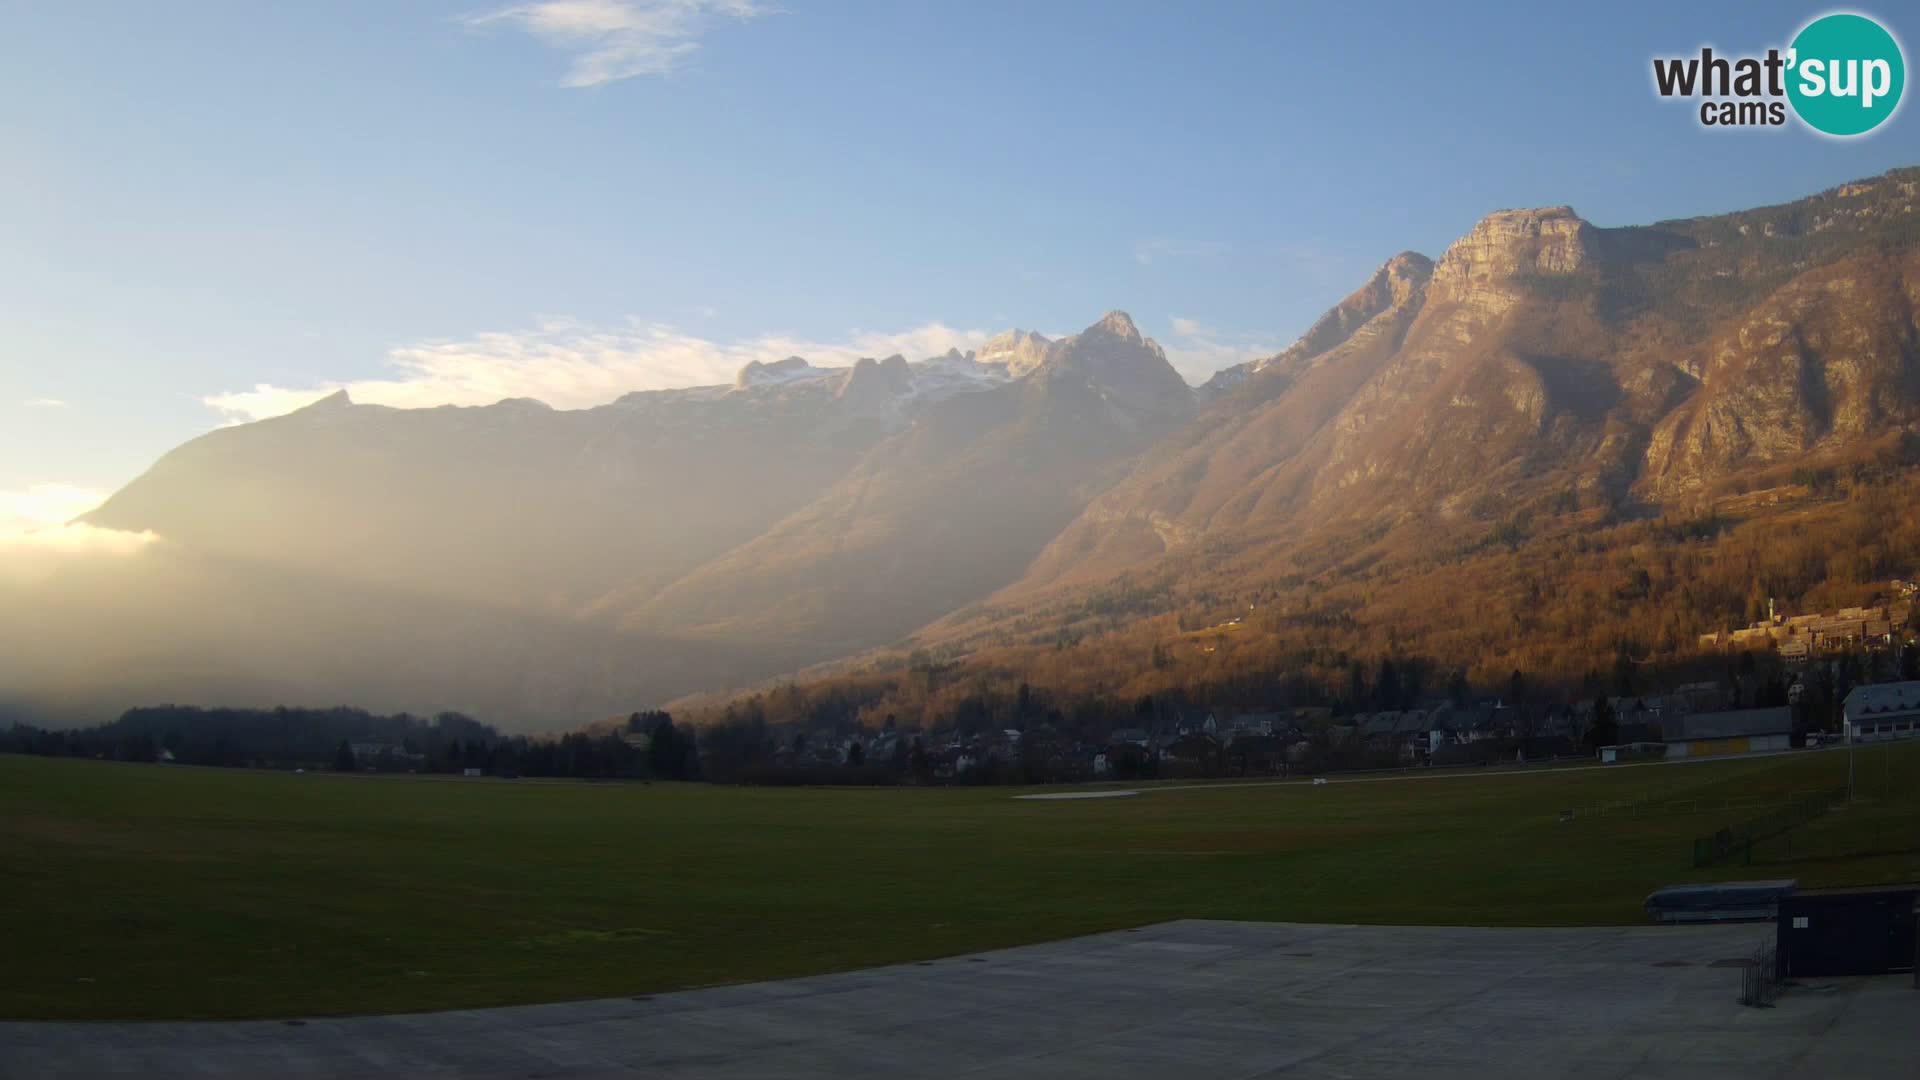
<box><xmin>0</xmin><ymin>525</ymin><xmax>158</xmax><ymax>586</ymax></box>
<box><xmin>1161</xmin><ymin>315</ymin><xmax>1279</xmax><ymax>385</ymax></box>
<box><xmin>0</xmin><ymin>484</ymin><xmax>107</xmax><ymax>529</ymax></box>
<box><xmin>1133</xmin><ymin>238</ymin><xmax>1227</xmax><ymax>267</ymax></box>
<box><xmin>466</xmin><ymin>0</ymin><xmax>770</xmax><ymax>87</ymax></box>
<box><xmin>0</xmin><ymin>521</ymin><xmax>157</xmax><ymax>556</ymax></box>
<box><xmin>204</xmin><ymin>318</ymin><xmax>997</xmax><ymax>423</ymax></box>
<box><xmin>0</xmin><ymin>484</ymin><xmax>156</xmax><ymax>581</ymax></box>
<box><xmin>22</xmin><ymin>398</ymin><xmax>67</xmax><ymax>409</ymax></box>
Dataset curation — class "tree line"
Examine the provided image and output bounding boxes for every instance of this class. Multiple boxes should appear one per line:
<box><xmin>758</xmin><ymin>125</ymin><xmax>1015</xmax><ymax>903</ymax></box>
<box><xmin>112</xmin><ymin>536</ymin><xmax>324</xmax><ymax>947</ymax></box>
<box><xmin>0</xmin><ymin>705</ymin><xmax>703</xmax><ymax>782</ymax></box>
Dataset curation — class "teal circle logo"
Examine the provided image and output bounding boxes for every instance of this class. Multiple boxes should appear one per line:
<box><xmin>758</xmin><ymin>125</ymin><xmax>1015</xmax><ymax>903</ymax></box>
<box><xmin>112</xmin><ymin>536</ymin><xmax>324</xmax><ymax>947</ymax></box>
<box><xmin>1787</xmin><ymin>13</ymin><xmax>1905</xmax><ymax>136</ymax></box>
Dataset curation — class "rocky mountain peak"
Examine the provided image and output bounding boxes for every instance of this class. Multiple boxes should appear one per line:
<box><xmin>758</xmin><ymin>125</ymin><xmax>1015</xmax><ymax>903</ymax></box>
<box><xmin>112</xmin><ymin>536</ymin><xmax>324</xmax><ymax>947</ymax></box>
<box><xmin>299</xmin><ymin>388</ymin><xmax>355</xmax><ymax>413</ymax></box>
<box><xmin>1040</xmin><ymin>311</ymin><xmax>1192</xmax><ymax>423</ymax></box>
<box><xmin>1089</xmin><ymin>310</ymin><xmax>1143</xmax><ymax>342</ymax></box>
<box><xmin>734</xmin><ymin>356</ymin><xmax>822</xmax><ymax>389</ymax></box>
<box><xmin>1432</xmin><ymin>207</ymin><xmax>1588</xmax><ymax>295</ymax></box>
<box><xmin>1424</xmin><ymin>207</ymin><xmax>1590</xmax><ymax>319</ymax></box>
<box><xmin>835</xmin><ymin>353</ymin><xmax>914</xmax><ymax>404</ymax></box>
<box><xmin>1380</xmin><ymin>251</ymin><xmax>1435</xmax><ymax>299</ymax></box>
<box><xmin>976</xmin><ymin>330</ymin><xmax>1055</xmax><ymax>378</ymax></box>
<box><xmin>1222</xmin><ymin>250</ymin><xmax>1435</xmax><ymax>390</ymax></box>
<box><xmin>1345</xmin><ymin>251</ymin><xmax>1436</xmax><ymax>320</ymax></box>
<box><xmin>1050</xmin><ymin>312</ymin><xmax>1162</xmax><ymax>369</ymax></box>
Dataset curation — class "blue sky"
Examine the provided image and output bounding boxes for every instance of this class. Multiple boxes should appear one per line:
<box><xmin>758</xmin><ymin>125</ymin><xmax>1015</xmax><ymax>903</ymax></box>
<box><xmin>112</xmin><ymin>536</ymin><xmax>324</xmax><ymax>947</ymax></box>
<box><xmin>3</xmin><ymin>0</ymin><xmax>1917</xmax><ymax>523</ymax></box>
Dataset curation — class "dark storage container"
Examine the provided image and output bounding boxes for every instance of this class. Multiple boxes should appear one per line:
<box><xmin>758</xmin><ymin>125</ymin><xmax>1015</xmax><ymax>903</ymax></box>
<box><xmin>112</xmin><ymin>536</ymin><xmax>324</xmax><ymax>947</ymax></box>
<box><xmin>1775</xmin><ymin>884</ymin><xmax>1919</xmax><ymax>978</ymax></box>
<box><xmin>1644</xmin><ymin>880</ymin><xmax>1798</xmax><ymax>923</ymax></box>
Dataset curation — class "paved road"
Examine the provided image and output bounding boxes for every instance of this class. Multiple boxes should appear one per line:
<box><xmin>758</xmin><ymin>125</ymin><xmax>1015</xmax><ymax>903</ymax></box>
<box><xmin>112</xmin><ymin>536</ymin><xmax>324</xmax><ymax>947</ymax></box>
<box><xmin>4</xmin><ymin>920</ymin><xmax>1915</xmax><ymax>1078</ymax></box>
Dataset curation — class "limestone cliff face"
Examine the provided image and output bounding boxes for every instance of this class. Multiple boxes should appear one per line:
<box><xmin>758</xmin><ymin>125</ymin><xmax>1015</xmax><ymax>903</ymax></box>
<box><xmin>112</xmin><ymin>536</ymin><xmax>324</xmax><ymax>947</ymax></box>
<box><xmin>1267</xmin><ymin>179</ymin><xmax>1917</xmax><ymax>520</ymax></box>
<box><xmin>1399</xmin><ymin>206</ymin><xmax>1591</xmax><ymax>362</ymax></box>
<box><xmin>1287</xmin><ymin>207</ymin><xmax>1592</xmax><ymax>518</ymax></box>
<box><xmin>1426</xmin><ymin>207</ymin><xmax>1588</xmax><ymax>310</ymax></box>
<box><xmin>1644</xmin><ymin>250</ymin><xmax>1920</xmax><ymax>494</ymax></box>
<box><xmin>995</xmin><ymin>168</ymin><xmax>1920</xmax><ymax>615</ymax></box>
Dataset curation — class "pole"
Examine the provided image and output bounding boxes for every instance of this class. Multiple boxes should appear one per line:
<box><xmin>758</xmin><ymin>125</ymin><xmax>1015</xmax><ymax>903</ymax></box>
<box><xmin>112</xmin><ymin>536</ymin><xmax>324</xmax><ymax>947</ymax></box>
<box><xmin>1846</xmin><ymin>707</ymin><xmax>1855</xmax><ymax>804</ymax></box>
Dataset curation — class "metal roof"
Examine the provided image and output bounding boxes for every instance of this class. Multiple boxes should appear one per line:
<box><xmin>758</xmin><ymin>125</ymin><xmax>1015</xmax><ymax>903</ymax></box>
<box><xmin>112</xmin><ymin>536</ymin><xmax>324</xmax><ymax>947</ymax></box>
<box><xmin>1844</xmin><ymin>681</ymin><xmax>1920</xmax><ymax>718</ymax></box>
<box><xmin>1664</xmin><ymin>706</ymin><xmax>1793</xmax><ymax>742</ymax></box>
<box><xmin>1646</xmin><ymin>880</ymin><xmax>1797</xmax><ymax>902</ymax></box>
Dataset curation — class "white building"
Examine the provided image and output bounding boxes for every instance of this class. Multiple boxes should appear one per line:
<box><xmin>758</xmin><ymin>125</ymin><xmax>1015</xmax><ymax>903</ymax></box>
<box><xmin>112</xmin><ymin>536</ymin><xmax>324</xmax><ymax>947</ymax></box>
<box><xmin>1842</xmin><ymin>682</ymin><xmax>1920</xmax><ymax>744</ymax></box>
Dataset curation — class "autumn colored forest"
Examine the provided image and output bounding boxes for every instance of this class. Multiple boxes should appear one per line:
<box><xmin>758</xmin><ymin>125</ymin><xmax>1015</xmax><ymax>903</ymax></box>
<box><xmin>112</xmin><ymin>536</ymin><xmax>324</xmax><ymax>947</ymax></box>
<box><xmin>677</xmin><ymin>438</ymin><xmax>1920</xmax><ymax>741</ymax></box>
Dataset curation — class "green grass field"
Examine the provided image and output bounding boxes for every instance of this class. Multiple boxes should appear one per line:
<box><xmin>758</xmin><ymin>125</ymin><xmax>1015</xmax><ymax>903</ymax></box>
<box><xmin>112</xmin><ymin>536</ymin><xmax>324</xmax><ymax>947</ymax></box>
<box><xmin>4</xmin><ymin>746</ymin><xmax>1918</xmax><ymax>1021</ymax></box>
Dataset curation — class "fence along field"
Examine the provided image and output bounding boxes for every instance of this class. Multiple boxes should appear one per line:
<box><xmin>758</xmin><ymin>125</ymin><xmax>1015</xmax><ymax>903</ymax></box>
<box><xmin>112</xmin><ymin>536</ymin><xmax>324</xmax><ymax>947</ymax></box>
<box><xmin>2</xmin><ymin>741</ymin><xmax>1917</xmax><ymax>1021</ymax></box>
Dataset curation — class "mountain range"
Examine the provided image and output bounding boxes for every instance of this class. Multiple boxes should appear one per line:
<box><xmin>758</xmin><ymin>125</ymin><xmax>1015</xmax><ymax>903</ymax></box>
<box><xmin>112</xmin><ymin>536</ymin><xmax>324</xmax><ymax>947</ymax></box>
<box><xmin>6</xmin><ymin>167</ymin><xmax>1918</xmax><ymax>728</ymax></box>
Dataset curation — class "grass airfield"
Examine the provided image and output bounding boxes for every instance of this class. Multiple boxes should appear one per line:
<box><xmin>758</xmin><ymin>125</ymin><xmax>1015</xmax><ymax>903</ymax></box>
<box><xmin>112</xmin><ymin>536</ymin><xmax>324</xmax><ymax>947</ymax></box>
<box><xmin>3</xmin><ymin>745</ymin><xmax>1917</xmax><ymax>1020</ymax></box>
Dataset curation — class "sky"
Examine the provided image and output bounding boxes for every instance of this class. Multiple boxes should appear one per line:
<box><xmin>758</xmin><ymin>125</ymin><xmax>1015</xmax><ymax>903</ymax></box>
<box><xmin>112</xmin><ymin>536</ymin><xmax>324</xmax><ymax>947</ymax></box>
<box><xmin>3</xmin><ymin>0</ymin><xmax>1918</xmax><ymax>529</ymax></box>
